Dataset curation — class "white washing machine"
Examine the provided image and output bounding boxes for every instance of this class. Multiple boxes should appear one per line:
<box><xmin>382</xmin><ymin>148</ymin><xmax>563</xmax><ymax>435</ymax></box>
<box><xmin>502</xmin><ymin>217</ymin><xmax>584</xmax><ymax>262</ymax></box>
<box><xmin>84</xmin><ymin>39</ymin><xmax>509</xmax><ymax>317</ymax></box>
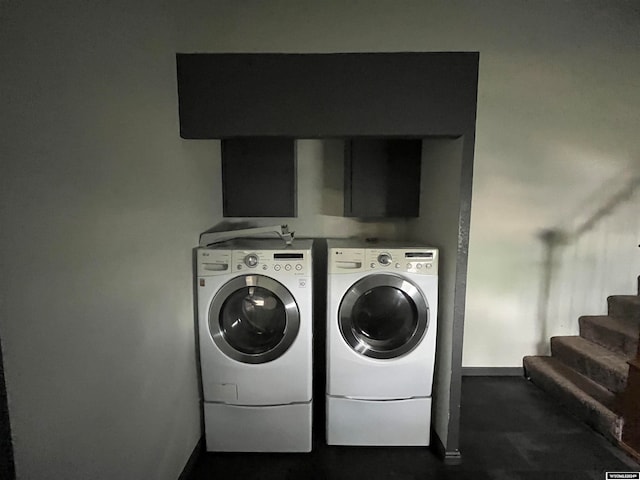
<box><xmin>196</xmin><ymin>239</ymin><xmax>313</xmax><ymax>452</ymax></box>
<box><xmin>326</xmin><ymin>240</ymin><xmax>439</xmax><ymax>446</ymax></box>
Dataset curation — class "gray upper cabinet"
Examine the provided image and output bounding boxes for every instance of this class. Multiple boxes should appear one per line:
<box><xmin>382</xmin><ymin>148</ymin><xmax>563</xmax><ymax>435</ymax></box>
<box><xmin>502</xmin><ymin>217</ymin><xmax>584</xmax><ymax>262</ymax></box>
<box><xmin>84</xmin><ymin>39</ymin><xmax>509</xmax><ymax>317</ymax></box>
<box><xmin>344</xmin><ymin>139</ymin><xmax>422</xmax><ymax>218</ymax></box>
<box><xmin>222</xmin><ymin>138</ymin><xmax>296</xmax><ymax>218</ymax></box>
<box><xmin>176</xmin><ymin>53</ymin><xmax>478</xmax><ymax>138</ymax></box>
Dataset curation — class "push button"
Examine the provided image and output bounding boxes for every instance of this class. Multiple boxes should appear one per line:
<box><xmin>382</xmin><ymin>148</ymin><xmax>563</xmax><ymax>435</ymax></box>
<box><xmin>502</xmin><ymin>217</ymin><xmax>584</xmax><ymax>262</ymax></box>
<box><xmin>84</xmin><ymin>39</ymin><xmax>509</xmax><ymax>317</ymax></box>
<box><xmin>285</xmin><ymin>264</ymin><xmax>292</xmax><ymax>271</ymax></box>
<box><xmin>274</xmin><ymin>265</ymin><xmax>281</xmax><ymax>271</ymax></box>
<box><xmin>295</xmin><ymin>264</ymin><xmax>302</xmax><ymax>271</ymax></box>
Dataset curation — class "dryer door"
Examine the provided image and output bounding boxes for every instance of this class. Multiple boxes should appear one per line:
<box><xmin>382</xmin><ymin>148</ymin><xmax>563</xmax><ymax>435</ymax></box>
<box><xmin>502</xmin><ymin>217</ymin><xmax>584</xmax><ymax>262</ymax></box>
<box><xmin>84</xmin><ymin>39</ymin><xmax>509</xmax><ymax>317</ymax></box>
<box><xmin>209</xmin><ymin>275</ymin><xmax>300</xmax><ymax>364</ymax></box>
<box><xmin>339</xmin><ymin>274</ymin><xmax>429</xmax><ymax>359</ymax></box>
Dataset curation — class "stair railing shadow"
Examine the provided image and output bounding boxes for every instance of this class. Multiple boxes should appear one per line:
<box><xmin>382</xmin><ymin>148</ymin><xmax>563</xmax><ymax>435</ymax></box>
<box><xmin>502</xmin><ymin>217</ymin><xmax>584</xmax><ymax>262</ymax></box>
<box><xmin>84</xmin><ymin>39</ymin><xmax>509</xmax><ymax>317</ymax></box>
<box><xmin>537</xmin><ymin>169</ymin><xmax>640</xmax><ymax>353</ymax></box>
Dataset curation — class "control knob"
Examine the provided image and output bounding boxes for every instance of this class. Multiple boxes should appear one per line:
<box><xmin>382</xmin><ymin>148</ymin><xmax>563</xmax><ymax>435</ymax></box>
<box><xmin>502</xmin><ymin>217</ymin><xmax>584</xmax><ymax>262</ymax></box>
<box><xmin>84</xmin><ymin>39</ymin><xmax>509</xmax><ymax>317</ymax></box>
<box><xmin>377</xmin><ymin>253</ymin><xmax>392</xmax><ymax>266</ymax></box>
<box><xmin>244</xmin><ymin>254</ymin><xmax>259</xmax><ymax>268</ymax></box>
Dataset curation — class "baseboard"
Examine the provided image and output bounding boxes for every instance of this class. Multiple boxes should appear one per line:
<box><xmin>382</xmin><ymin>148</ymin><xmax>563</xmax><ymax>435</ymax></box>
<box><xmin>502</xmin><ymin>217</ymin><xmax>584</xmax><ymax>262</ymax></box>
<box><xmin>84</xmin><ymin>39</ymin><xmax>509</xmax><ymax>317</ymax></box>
<box><xmin>430</xmin><ymin>428</ymin><xmax>462</xmax><ymax>465</ymax></box>
<box><xmin>178</xmin><ymin>436</ymin><xmax>204</xmax><ymax>480</ymax></box>
<box><xmin>462</xmin><ymin>367</ymin><xmax>524</xmax><ymax>377</ymax></box>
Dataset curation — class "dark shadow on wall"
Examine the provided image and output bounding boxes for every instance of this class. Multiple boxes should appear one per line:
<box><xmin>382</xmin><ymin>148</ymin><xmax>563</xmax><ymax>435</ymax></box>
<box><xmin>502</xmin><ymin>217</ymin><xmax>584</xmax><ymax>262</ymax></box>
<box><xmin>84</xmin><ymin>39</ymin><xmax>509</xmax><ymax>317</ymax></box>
<box><xmin>311</xmin><ymin>238</ymin><xmax>327</xmax><ymax>449</ymax></box>
<box><xmin>536</xmin><ymin>171</ymin><xmax>640</xmax><ymax>351</ymax></box>
<box><xmin>0</xmin><ymin>338</ymin><xmax>16</xmax><ymax>480</ymax></box>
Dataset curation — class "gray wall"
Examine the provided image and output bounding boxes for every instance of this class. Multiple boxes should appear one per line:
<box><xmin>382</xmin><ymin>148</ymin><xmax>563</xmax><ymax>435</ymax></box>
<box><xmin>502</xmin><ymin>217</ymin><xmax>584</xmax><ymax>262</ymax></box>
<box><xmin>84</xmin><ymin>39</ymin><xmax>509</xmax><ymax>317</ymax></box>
<box><xmin>175</xmin><ymin>0</ymin><xmax>640</xmax><ymax>367</ymax></box>
<box><xmin>2</xmin><ymin>1</ymin><xmax>640</xmax><ymax>478</ymax></box>
<box><xmin>406</xmin><ymin>138</ymin><xmax>465</xmax><ymax>449</ymax></box>
<box><xmin>0</xmin><ymin>3</ymin><xmax>210</xmax><ymax>479</ymax></box>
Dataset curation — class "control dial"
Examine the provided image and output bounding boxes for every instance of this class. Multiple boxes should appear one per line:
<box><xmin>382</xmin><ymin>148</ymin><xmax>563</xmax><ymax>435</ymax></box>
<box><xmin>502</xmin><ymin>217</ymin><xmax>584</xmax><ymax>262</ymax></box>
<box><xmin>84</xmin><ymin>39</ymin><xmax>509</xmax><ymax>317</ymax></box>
<box><xmin>244</xmin><ymin>254</ymin><xmax>259</xmax><ymax>268</ymax></box>
<box><xmin>377</xmin><ymin>253</ymin><xmax>392</xmax><ymax>266</ymax></box>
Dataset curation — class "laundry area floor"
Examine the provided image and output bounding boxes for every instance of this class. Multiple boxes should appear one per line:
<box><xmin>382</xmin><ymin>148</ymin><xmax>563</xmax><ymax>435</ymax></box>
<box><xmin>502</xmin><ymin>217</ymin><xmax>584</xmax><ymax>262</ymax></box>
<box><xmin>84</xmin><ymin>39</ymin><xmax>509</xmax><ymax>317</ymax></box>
<box><xmin>186</xmin><ymin>376</ymin><xmax>639</xmax><ymax>479</ymax></box>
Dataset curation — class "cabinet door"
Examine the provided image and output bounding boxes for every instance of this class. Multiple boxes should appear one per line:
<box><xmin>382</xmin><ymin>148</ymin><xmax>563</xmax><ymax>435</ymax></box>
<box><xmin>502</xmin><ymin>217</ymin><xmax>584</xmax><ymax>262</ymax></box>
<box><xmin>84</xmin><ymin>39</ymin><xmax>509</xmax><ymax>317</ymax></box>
<box><xmin>222</xmin><ymin>138</ymin><xmax>296</xmax><ymax>217</ymax></box>
<box><xmin>344</xmin><ymin>139</ymin><xmax>421</xmax><ymax>218</ymax></box>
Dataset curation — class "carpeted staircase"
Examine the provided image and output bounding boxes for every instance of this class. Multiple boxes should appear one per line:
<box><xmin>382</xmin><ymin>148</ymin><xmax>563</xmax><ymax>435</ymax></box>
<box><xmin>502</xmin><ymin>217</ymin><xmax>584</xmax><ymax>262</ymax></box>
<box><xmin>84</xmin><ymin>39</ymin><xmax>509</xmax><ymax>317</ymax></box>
<box><xmin>524</xmin><ymin>277</ymin><xmax>640</xmax><ymax>443</ymax></box>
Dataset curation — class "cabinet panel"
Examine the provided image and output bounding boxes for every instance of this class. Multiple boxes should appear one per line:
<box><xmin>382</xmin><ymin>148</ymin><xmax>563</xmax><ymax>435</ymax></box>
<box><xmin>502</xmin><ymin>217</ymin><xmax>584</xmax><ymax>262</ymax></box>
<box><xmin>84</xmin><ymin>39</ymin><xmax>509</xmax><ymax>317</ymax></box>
<box><xmin>177</xmin><ymin>53</ymin><xmax>479</xmax><ymax>138</ymax></box>
<box><xmin>344</xmin><ymin>139</ymin><xmax>421</xmax><ymax>218</ymax></box>
<box><xmin>222</xmin><ymin>138</ymin><xmax>296</xmax><ymax>217</ymax></box>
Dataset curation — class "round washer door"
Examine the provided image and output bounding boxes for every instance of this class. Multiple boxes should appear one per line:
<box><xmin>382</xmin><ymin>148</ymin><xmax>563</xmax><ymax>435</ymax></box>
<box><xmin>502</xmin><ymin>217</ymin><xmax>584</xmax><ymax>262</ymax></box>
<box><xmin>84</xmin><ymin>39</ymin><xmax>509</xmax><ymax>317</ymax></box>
<box><xmin>339</xmin><ymin>273</ymin><xmax>429</xmax><ymax>360</ymax></box>
<box><xmin>209</xmin><ymin>275</ymin><xmax>300</xmax><ymax>364</ymax></box>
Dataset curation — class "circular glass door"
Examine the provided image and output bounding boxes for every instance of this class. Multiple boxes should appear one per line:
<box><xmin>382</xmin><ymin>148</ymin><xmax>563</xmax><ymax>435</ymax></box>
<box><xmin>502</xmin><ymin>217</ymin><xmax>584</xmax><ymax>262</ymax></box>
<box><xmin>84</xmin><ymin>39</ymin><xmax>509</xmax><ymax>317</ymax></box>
<box><xmin>209</xmin><ymin>275</ymin><xmax>300</xmax><ymax>364</ymax></box>
<box><xmin>339</xmin><ymin>274</ymin><xmax>429</xmax><ymax>359</ymax></box>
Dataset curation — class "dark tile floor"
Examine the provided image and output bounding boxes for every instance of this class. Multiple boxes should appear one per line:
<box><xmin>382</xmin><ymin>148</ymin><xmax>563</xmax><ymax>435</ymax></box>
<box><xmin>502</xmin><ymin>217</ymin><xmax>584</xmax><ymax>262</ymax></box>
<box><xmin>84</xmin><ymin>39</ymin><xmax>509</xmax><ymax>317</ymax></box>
<box><xmin>187</xmin><ymin>377</ymin><xmax>639</xmax><ymax>479</ymax></box>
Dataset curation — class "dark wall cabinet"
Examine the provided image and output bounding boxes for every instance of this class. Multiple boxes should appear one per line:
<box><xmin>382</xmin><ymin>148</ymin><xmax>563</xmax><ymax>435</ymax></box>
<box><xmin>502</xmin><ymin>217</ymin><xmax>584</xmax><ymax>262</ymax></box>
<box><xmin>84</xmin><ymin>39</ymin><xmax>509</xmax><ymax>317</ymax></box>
<box><xmin>344</xmin><ymin>139</ymin><xmax>422</xmax><ymax>218</ymax></box>
<box><xmin>222</xmin><ymin>138</ymin><xmax>296</xmax><ymax>217</ymax></box>
<box><xmin>222</xmin><ymin>137</ymin><xmax>421</xmax><ymax>219</ymax></box>
<box><xmin>177</xmin><ymin>53</ymin><xmax>478</xmax><ymax>138</ymax></box>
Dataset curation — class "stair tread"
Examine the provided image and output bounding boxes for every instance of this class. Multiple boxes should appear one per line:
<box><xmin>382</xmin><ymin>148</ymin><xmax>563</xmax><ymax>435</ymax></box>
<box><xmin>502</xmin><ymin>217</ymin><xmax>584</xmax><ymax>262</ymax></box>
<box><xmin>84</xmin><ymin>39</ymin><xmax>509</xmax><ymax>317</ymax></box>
<box><xmin>524</xmin><ymin>355</ymin><xmax>619</xmax><ymax>412</ymax></box>
<box><xmin>523</xmin><ymin>356</ymin><xmax>620</xmax><ymax>441</ymax></box>
<box><xmin>551</xmin><ymin>336</ymin><xmax>629</xmax><ymax>377</ymax></box>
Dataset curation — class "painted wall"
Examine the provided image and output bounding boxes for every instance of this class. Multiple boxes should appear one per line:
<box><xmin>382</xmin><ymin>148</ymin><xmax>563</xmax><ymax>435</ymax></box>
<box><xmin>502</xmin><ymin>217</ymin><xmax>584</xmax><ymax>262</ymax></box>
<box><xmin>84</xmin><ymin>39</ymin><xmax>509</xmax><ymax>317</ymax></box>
<box><xmin>2</xmin><ymin>1</ymin><xmax>640</xmax><ymax>478</ymax></box>
<box><xmin>406</xmin><ymin>138</ymin><xmax>465</xmax><ymax>448</ymax></box>
<box><xmin>175</xmin><ymin>0</ymin><xmax>640</xmax><ymax>367</ymax></box>
<box><xmin>0</xmin><ymin>3</ymin><xmax>210</xmax><ymax>479</ymax></box>
<box><xmin>542</xmin><ymin>183</ymin><xmax>640</xmax><ymax>346</ymax></box>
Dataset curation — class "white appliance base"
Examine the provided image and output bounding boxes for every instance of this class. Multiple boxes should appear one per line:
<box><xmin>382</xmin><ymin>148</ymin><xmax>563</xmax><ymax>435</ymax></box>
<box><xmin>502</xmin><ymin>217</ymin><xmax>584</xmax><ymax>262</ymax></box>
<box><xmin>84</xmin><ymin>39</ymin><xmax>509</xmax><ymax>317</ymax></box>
<box><xmin>326</xmin><ymin>396</ymin><xmax>431</xmax><ymax>446</ymax></box>
<box><xmin>204</xmin><ymin>401</ymin><xmax>312</xmax><ymax>452</ymax></box>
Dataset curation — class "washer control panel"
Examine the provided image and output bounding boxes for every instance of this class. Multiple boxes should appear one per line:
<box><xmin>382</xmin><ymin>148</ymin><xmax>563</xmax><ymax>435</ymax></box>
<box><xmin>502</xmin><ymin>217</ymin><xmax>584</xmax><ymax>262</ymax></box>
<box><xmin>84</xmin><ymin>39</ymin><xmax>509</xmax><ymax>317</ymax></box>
<box><xmin>244</xmin><ymin>254</ymin><xmax>259</xmax><ymax>268</ymax></box>
<box><xmin>329</xmin><ymin>247</ymin><xmax>438</xmax><ymax>275</ymax></box>
<box><xmin>377</xmin><ymin>253</ymin><xmax>392</xmax><ymax>266</ymax></box>
<box><xmin>197</xmin><ymin>249</ymin><xmax>232</xmax><ymax>277</ymax></box>
<box><xmin>232</xmin><ymin>250</ymin><xmax>309</xmax><ymax>274</ymax></box>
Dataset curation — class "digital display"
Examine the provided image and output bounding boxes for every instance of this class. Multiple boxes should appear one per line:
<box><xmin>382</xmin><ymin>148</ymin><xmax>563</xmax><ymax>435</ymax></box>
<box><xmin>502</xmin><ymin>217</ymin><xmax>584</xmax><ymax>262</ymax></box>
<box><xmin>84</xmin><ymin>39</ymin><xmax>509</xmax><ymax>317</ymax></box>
<box><xmin>274</xmin><ymin>253</ymin><xmax>304</xmax><ymax>260</ymax></box>
<box><xmin>405</xmin><ymin>252</ymin><xmax>434</xmax><ymax>259</ymax></box>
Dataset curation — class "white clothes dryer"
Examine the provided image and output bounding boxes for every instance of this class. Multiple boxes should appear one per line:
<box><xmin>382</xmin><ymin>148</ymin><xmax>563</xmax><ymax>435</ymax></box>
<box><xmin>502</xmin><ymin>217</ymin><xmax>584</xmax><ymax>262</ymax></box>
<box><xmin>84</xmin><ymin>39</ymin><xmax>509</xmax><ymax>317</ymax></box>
<box><xmin>196</xmin><ymin>239</ymin><xmax>313</xmax><ymax>452</ymax></box>
<box><xmin>326</xmin><ymin>240</ymin><xmax>439</xmax><ymax>446</ymax></box>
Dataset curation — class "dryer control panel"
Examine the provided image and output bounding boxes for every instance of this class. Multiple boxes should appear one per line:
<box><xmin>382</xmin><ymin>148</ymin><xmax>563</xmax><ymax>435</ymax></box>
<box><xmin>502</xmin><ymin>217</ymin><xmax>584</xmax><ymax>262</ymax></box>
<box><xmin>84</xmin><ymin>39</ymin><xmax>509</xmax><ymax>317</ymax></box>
<box><xmin>231</xmin><ymin>249</ymin><xmax>310</xmax><ymax>275</ymax></box>
<box><xmin>329</xmin><ymin>247</ymin><xmax>438</xmax><ymax>275</ymax></box>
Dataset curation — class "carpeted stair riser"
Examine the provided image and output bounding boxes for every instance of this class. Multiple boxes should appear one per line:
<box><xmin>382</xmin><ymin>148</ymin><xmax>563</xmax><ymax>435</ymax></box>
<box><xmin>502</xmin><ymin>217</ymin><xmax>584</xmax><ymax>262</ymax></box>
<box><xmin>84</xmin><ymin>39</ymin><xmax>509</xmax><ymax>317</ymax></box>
<box><xmin>523</xmin><ymin>277</ymin><xmax>639</xmax><ymax>448</ymax></box>
<box><xmin>608</xmin><ymin>295</ymin><xmax>640</xmax><ymax>322</ymax></box>
<box><xmin>550</xmin><ymin>336</ymin><xmax>628</xmax><ymax>393</ymax></box>
<box><xmin>523</xmin><ymin>356</ymin><xmax>619</xmax><ymax>441</ymax></box>
<box><xmin>579</xmin><ymin>315</ymin><xmax>640</xmax><ymax>359</ymax></box>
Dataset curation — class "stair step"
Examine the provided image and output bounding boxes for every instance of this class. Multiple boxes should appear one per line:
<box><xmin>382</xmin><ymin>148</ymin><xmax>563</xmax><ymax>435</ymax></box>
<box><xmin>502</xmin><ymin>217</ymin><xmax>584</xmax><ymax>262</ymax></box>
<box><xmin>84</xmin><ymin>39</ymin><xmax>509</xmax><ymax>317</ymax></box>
<box><xmin>523</xmin><ymin>356</ymin><xmax>621</xmax><ymax>441</ymax></box>
<box><xmin>551</xmin><ymin>336</ymin><xmax>629</xmax><ymax>393</ymax></box>
<box><xmin>608</xmin><ymin>295</ymin><xmax>640</xmax><ymax>322</ymax></box>
<box><xmin>579</xmin><ymin>315</ymin><xmax>640</xmax><ymax>358</ymax></box>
